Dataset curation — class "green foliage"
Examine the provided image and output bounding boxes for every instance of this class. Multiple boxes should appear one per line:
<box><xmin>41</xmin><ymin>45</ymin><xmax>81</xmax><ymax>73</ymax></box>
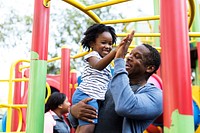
<box><xmin>0</xmin><ymin>9</ymin><xmax>32</xmax><ymax>49</ymax></box>
<box><xmin>48</xmin><ymin>1</ymin><xmax>125</xmax><ymax>74</ymax></box>
<box><xmin>0</xmin><ymin>0</ymin><xmax>126</xmax><ymax>74</ymax></box>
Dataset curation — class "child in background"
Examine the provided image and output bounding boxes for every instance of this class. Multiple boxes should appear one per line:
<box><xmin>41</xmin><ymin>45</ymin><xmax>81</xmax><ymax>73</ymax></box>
<box><xmin>71</xmin><ymin>23</ymin><xmax>134</xmax><ymax>133</ymax></box>
<box><xmin>44</xmin><ymin>92</ymin><xmax>71</xmax><ymax>133</ymax></box>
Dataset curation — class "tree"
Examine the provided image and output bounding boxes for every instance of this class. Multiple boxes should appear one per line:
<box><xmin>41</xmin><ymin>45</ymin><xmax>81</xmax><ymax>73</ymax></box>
<box><xmin>47</xmin><ymin>0</ymin><xmax>125</xmax><ymax>74</ymax></box>
<box><xmin>0</xmin><ymin>0</ymin><xmax>126</xmax><ymax>74</ymax></box>
<box><xmin>0</xmin><ymin>0</ymin><xmax>33</xmax><ymax>70</ymax></box>
<box><xmin>0</xmin><ymin>0</ymin><xmax>33</xmax><ymax>48</ymax></box>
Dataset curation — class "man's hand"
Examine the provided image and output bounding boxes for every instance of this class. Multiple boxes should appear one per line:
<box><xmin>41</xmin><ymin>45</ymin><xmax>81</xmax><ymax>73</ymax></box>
<box><xmin>115</xmin><ymin>30</ymin><xmax>135</xmax><ymax>59</ymax></box>
<box><xmin>70</xmin><ymin>98</ymin><xmax>98</xmax><ymax>123</ymax></box>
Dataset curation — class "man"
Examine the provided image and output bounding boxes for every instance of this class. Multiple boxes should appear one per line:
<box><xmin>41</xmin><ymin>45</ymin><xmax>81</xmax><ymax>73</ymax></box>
<box><xmin>69</xmin><ymin>35</ymin><xmax>163</xmax><ymax>133</ymax></box>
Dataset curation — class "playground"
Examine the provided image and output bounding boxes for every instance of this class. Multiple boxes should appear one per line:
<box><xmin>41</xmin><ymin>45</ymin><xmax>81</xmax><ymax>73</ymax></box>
<box><xmin>0</xmin><ymin>0</ymin><xmax>200</xmax><ymax>133</ymax></box>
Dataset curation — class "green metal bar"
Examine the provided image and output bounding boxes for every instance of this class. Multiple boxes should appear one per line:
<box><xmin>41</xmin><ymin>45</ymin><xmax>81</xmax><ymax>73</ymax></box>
<box><xmin>26</xmin><ymin>52</ymin><xmax>47</xmax><ymax>133</ymax></box>
<box><xmin>153</xmin><ymin>0</ymin><xmax>160</xmax><ymax>47</ymax></box>
<box><xmin>26</xmin><ymin>0</ymin><xmax>50</xmax><ymax>132</ymax></box>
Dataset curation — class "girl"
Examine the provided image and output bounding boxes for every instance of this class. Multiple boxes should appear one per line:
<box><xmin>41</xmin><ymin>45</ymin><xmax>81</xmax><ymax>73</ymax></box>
<box><xmin>71</xmin><ymin>23</ymin><xmax>133</xmax><ymax>133</ymax></box>
<box><xmin>44</xmin><ymin>92</ymin><xmax>71</xmax><ymax>133</ymax></box>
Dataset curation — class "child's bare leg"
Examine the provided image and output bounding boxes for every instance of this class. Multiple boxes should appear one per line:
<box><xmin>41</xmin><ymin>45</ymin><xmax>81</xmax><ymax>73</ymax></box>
<box><xmin>78</xmin><ymin>124</ymin><xmax>95</xmax><ymax>133</ymax></box>
<box><xmin>75</xmin><ymin>126</ymin><xmax>80</xmax><ymax>133</ymax></box>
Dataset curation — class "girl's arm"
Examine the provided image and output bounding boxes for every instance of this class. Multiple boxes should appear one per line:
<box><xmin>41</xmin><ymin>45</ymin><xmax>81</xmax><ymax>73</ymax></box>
<box><xmin>88</xmin><ymin>33</ymin><xmax>132</xmax><ymax>71</ymax></box>
<box><xmin>87</xmin><ymin>49</ymin><xmax>117</xmax><ymax>71</ymax></box>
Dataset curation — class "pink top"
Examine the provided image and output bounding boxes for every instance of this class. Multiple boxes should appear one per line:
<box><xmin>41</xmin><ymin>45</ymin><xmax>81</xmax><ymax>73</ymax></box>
<box><xmin>44</xmin><ymin>110</ymin><xmax>56</xmax><ymax>133</ymax></box>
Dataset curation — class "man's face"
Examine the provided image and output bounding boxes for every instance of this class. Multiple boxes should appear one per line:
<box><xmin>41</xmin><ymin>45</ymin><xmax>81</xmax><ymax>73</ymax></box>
<box><xmin>125</xmin><ymin>45</ymin><xmax>150</xmax><ymax>77</ymax></box>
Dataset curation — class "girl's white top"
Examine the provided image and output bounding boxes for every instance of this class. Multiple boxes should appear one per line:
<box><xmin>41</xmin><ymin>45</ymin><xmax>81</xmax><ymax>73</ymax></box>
<box><xmin>77</xmin><ymin>51</ymin><xmax>112</xmax><ymax>100</ymax></box>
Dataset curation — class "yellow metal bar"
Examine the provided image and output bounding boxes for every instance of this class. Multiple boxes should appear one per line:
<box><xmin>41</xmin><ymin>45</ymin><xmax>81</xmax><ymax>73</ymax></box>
<box><xmin>6</xmin><ymin>60</ymin><xmax>18</xmax><ymax>131</ymax></box>
<box><xmin>0</xmin><ymin>78</ymin><xmax>29</xmax><ymax>82</ymax></box>
<box><xmin>71</xmin><ymin>51</ymin><xmax>91</xmax><ymax>59</ymax></box>
<box><xmin>196</xmin><ymin>125</ymin><xmax>200</xmax><ymax>133</ymax></box>
<box><xmin>4</xmin><ymin>59</ymin><xmax>30</xmax><ymax>132</ymax></box>
<box><xmin>47</xmin><ymin>56</ymin><xmax>61</xmax><ymax>62</ymax></box>
<box><xmin>19</xmin><ymin>65</ymin><xmax>29</xmax><ymax>71</ymax></box>
<box><xmin>0</xmin><ymin>132</ymin><xmax>25</xmax><ymax>133</ymax></box>
<box><xmin>70</xmin><ymin>31</ymin><xmax>200</xmax><ymax>59</ymax></box>
<box><xmin>117</xmin><ymin>33</ymin><xmax>161</xmax><ymax>37</ymax></box>
<box><xmin>43</xmin><ymin>0</ymin><xmax>51</xmax><ymax>7</ymax></box>
<box><xmin>85</xmin><ymin>0</ymin><xmax>128</xmax><ymax>10</ymax></box>
<box><xmin>0</xmin><ymin>107</ymin><xmax>24</xmax><ymax>132</ymax></box>
<box><xmin>18</xmin><ymin>60</ymin><xmax>30</xmax><ymax>71</ymax></box>
<box><xmin>102</xmin><ymin>15</ymin><xmax>160</xmax><ymax>24</ymax></box>
<box><xmin>62</xmin><ymin>0</ymin><xmax>101</xmax><ymax>23</ymax></box>
<box><xmin>0</xmin><ymin>104</ymin><xmax>27</xmax><ymax>108</ymax></box>
<box><xmin>192</xmin><ymin>86</ymin><xmax>200</xmax><ymax>108</ymax></box>
<box><xmin>189</xmin><ymin>32</ymin><xmax>200</xmax><ymax>37</ymax></box>
<box><xmin>18</xmin><ymin>57</ymin><xmax>62</xmax><ymax>70</ymax></box>
<box><xmin>63</xmin><ymin>0</ymin><xmax>194</xmax><ymax>28</ymax></box>
<box><xmin>117</xmin><ymin>32</ymin><xmax>200</xmax><ymax>37</ymax></box>
<box><xmin>129</xmin><ymin>45</ymin><xmax>161</xmax><ymax>52</ymax></box>
<box><xmin>45</xmin><ymin>82</ymin><xmax>51</xmax><ymax>103</ymax></box>
<box><xmin>16</xmin><ymin>108</ymin><xmax>23</xmax><ymax>132</ymax></box>
<box><xmin>188</xmin><ymin>0</ymin><xmax>195</xmax><ymax>28</ymax></box>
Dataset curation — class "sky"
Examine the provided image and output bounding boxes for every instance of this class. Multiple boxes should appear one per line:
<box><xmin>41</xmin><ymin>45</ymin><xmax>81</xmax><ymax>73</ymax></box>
<box><xmin>0</xmin><ymin>0</ymin><xmax>154</xmax><ymax>75</ymax></box>
<box><xmin>0</xmin><ymin>0</ymin><xmax>154</xmax><ymax>113</ymax></box>
<box><xmin>0</xmin><ymin>0</ymin><xmax>153</xmax><ymax>75</ymax></box>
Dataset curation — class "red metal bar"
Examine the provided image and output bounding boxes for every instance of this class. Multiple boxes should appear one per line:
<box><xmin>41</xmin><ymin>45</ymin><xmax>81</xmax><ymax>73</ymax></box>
<box><xmin>70</xmin><ymin>70</ymin><xmax>77</xmax><ymax>104</ymax></box>
<box><xmin>31</xmin><ymin>1</ymin><xmax>50</xmax><ymax>60</ymax></box>
<box><xmin>26</xmin><ymin>0</ymin><xmax>50</xmax><ymax>132</ymax></box>
<box><xmin>160</xmin><ymin>0</ymin><xmax>194</xmax><ymax>131</ymax></box>
<box><xmin>60</xmin><ymin>46</ymin><xmax>70</xmax><ymax>97</ymax></box>
<box><xmin>12</xmin><ymin>62</ymin><xmax>22</xmax><ymax>131</ymax></box>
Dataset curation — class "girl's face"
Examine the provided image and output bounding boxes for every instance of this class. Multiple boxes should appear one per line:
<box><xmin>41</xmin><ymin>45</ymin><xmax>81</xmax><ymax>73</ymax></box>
<box><xmin>91</xmin><ymin>31</ymin><xmax>113</xmax><ymax>57</ymax></box>
<box><xmin>61</xmin><ymin>97</ymin><xmax>71</xmax><ymax>113</ymax></box>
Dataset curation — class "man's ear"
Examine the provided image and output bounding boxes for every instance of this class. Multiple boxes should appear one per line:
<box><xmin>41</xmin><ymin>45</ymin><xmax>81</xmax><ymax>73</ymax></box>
<box><xmin>146</xmin><ymin>65</ymin><xmax>155</xmax><ymax>73</ymax></box>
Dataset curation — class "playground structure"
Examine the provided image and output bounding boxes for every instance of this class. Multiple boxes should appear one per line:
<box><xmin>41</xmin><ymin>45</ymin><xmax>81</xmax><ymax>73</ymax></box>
<box><xmin>0</xmin><ymin>0</ymin><xmax>200</xmax><ymax>133</ymax></box>
<box><xmin>0</xmin><ymin>46</ymin><xmax>78</xmax><ymax>132</ymax></box>
<box><xmin>0</xmin><ymin>48</ymin><xmax>164</xmax><ymax>133</ymax></box>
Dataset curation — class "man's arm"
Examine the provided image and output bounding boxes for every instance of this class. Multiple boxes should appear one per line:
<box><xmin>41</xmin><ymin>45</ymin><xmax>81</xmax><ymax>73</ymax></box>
<box><xmin>109</xmin><ymin>58</ymin><xmax>162</xmax><ymax>120</ymax></box>
<box><xmin>68</xmin><ymin>98</ymin><xmax>98</xmax><ymax>126</ymax></box>
<box><xmin>109</xmin><ymin>30</ymin><xmax>162</xmax><ymax>120</ymax></box>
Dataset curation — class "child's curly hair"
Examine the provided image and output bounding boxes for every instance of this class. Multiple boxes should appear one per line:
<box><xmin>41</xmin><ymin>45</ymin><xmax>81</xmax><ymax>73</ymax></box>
<box><xmin>81</xmin><ymin>24</ymin><xmax>117</xmax><ymax>51</ymax></box>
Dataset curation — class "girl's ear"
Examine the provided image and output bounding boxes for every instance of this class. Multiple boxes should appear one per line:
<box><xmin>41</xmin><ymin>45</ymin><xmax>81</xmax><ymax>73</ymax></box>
<box><xmin>90</xmin><ymin>41</ymin><xmax>95</xmax><ymax>49</ymax></box>
<box><xmin>58</xmin><ymin>104</ymin><xmax>63</xmax><ymax>109</ymax></box>
<box><xmin>146</xmin><ymin>65</ymin><xmax>155</xmax><ymax>73</ymax></box>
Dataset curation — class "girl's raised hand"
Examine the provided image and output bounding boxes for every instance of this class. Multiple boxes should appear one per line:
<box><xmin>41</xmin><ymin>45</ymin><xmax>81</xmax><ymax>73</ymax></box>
<box><xmin>115</xmin><ymin>30</ymin><xmax>135</xmax><ymax>58</ymax></box>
